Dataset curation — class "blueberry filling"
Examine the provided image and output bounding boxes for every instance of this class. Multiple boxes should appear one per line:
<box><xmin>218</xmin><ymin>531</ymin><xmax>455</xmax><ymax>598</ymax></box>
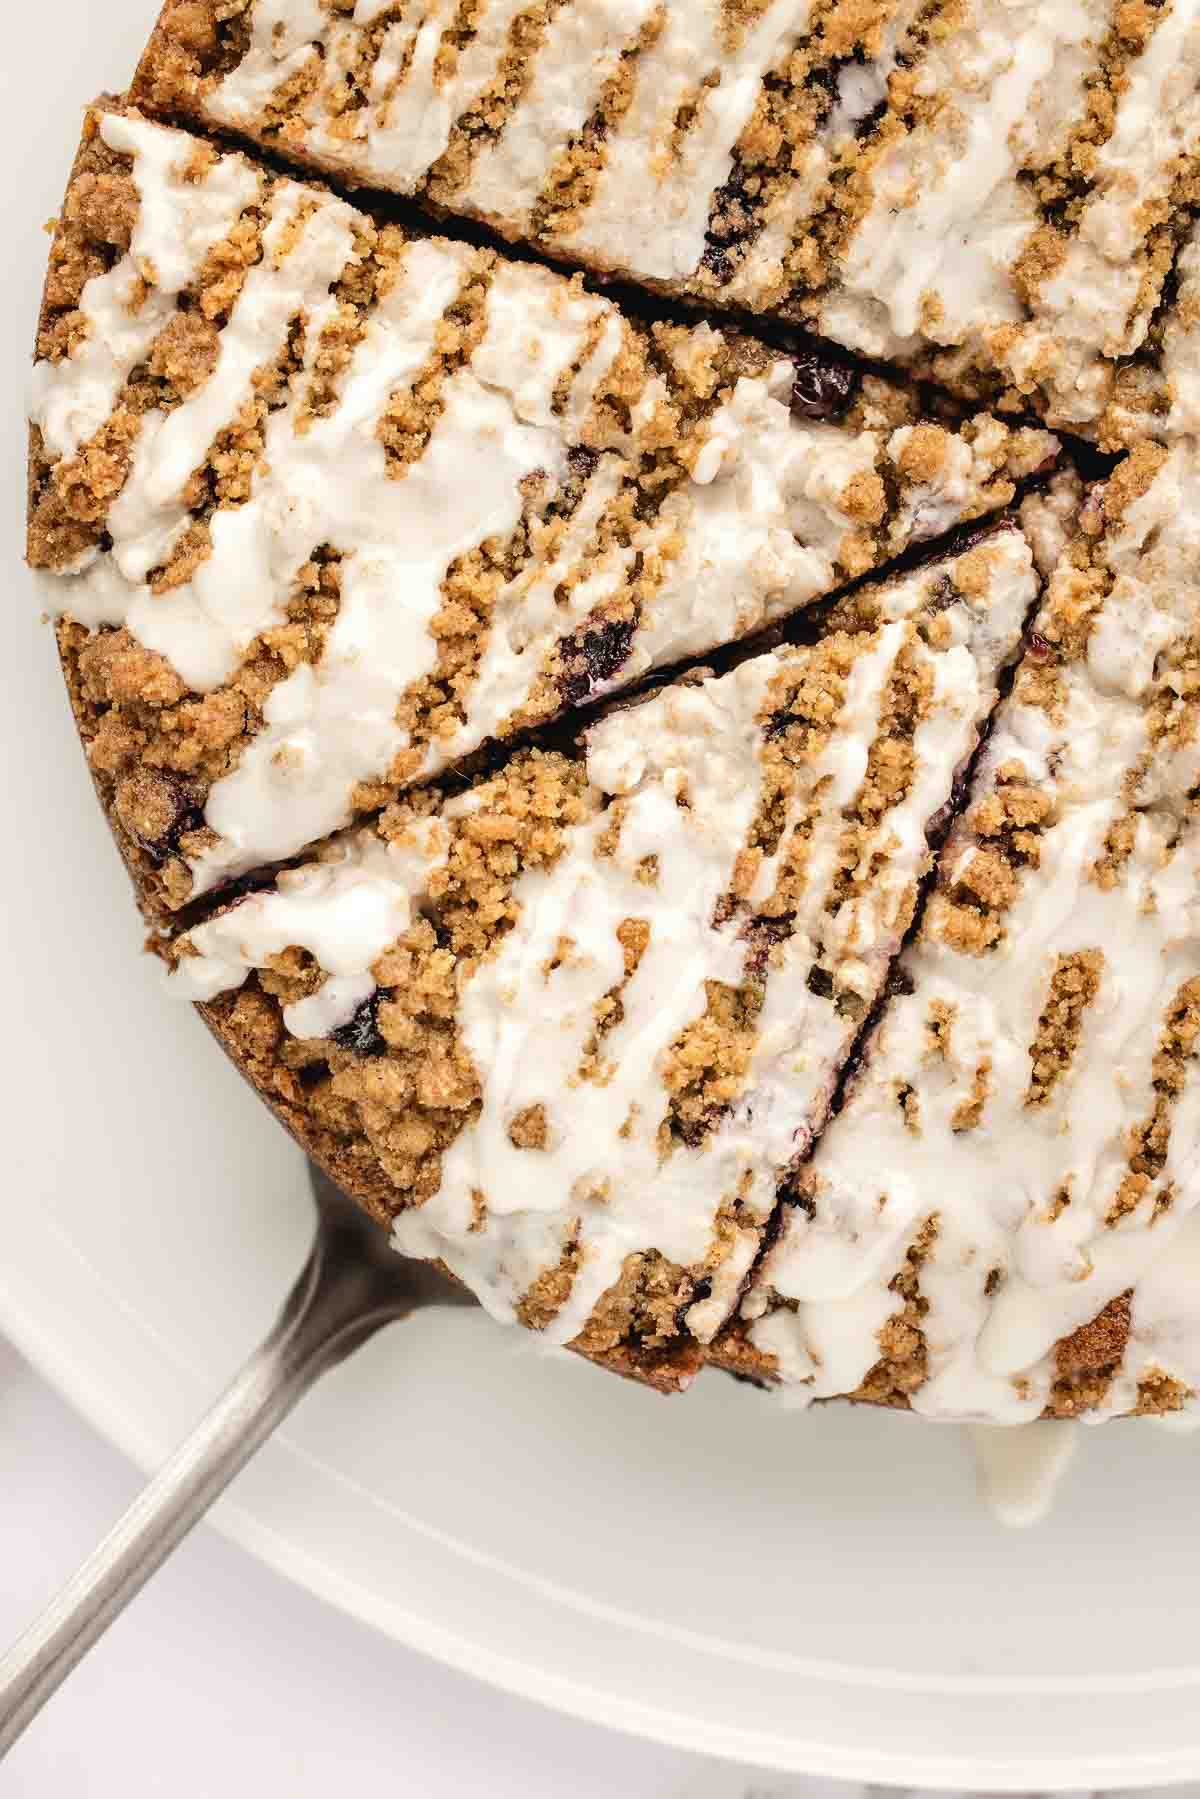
<box><xmin>558</xmin><ymin>613</ymin><xmax>639</xmax><ymax>706</ymax></box>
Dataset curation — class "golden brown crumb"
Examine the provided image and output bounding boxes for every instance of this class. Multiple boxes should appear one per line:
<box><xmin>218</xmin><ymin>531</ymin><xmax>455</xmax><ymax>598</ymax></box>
<box><xmin>1024</xmin><ymin>950</ymin><xmax>1104</xmax><ymax>1107</ymax></box>
<box><xmin>853</xmin><ymin>1215</ymin><xmax>940</xmax><ymax>1407</ymax></box>
<box><xmin>1106</xmin><ymin>978</ymin><xmax>1200</xmax><ymax>1224</ymax></box>
<box><xmin>950</xmin><ymin>1058</ymin><xmax>992</xmax><ymax>1132</ymax></box>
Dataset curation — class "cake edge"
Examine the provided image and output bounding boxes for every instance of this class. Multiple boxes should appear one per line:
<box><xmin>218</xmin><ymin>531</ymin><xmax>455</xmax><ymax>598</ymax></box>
<box><xmin>196</xmin><ymin>990</ymin><xmax>703</xmax><ymax>1394</ymax></box>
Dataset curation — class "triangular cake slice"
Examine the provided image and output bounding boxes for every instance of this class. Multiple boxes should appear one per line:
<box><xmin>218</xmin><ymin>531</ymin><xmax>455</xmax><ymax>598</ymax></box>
<box><xmin>32</xmin><ymin>105</ymin><xmax>1054</xmax><ymax>917</ymax></box>
<box><xmin>135</xmin><ymin>0</ymin><xmax>1199</xmax><ymax>445</ymax></box>
<box><xmin>166</xmin><ymin>523</ymin><xmax>1043</xmax><ymax>1387</ymax></box>
<box><xmin>721</xmin><ymin>445</ymin><xmax>1200</xmax><ymax>1423</ymax></box>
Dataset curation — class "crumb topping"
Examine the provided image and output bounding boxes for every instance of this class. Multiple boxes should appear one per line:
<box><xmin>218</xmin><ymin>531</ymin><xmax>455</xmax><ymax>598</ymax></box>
<box><xmin>167</xmin><ymin>532</ymin><xmax>1033</xmax><ymax>1375</ymax></box>
<box><xmin>740</xmin><ymin>447</ymin><xmax>1200</xmax><ymax>1422</ymax></box>
<box><xmin>33</xmin><ymin>47</ymin><xmax>1200</xmax><ymax>1423</ymax></box>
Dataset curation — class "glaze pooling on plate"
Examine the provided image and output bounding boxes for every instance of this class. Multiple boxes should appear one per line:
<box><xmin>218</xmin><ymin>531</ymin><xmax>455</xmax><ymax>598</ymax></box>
<box><xmin>136</xmin><ymin>0</ymin><xmax>1200</xmax><ymax>445</ymax></box>
<box><xmin>734</xmin><ymin>445</ymin><xmax>1200</xmax><ymax>1423</ymax></box>
<box><xmin>167</xmin><ymin>531</ymin><xmax>1037</xmax><ymax>1379</ymax></box>
<box><xmin>30</xmin><ymin>107</ymin><xmax>1052</xmax><ymax>914</ymax></box>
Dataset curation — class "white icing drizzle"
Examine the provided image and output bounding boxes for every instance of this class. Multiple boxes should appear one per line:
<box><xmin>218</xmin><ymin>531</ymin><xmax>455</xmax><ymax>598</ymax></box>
<box><xmin>331</xmin><ymin>0</ymin><xmax>528</xmax><ymax>188</ymax></box>
<box><xmin>1162</xmin><ymin>226</ymin><xmax>1200</xmax><ymax>438</ymax></box>
<box><xmin>48</xmin><ymin>191</ymin><xmax>564</xmax><ymax>894</ymax></box>
<box><xmin>38</xmin><ymin>127</ymin><xmax>363</xmax><ymax>677</ymax></box>
<box><xmin>969</xmin><ymin>1420</ymin><xmax>1079</xmax><ymax>1528</ymax></box>
<box><xmin>170</xmin><ymin>831</ymin><xmax>433</xmax><ymax>1038</ymax></box>
<box><xmin>461</xmin><ymin>0</ymin><xmax>661</xmax><ymax>230</ymax></box>
<box><xmin>817</xmin><ymin>0</ymin><xmax>1101</xmax><ymax>360</ymax></box>
<box><xmin>825</xmin><ymin>0</ymin><xmax>927</xmax><ymax>141</ymax></box>
<box><xmin>172</xmin><ymin>532</ymin><xmax>1036</xmax><ymax>1348</ymax></box>
<box><xmin>203</xmin><ymin>0</ymin><xmax>808</xmax><ymax>285</ymax></box>
<box><xmin>36</xmin><ymin>112</ymin><xmax>1053</xmax><ymax>906</ymax></box>
<box><xmin>106</xmin><ymin>183</ymin><xmax>359</xmax><ymax>596</ymax></box>
<box><xmin>468</xmin><ymin>259</ymin><xmax>616</xmax><ymax>433</ymax></box>
<box><xmin>807</xmin><ymin>0</ymin><xmax>1199</xmax><ymax>430</ymax></box>
<box><xmin>1018</xmin><ymin>470</ymin><xmax>1084</xmax><ymax>580</ymax></box>
<box><xmin>723</xmin><ymin>0</ymin><xmax>927</xmax><ymax>310</ymax></box>
<box><xmin>413</xmin><ymin>670</ymin><xmax>776</xmax><ymax>1342</ymax></box>
<box><xmin>565</xmin><ymin>0</ymin><xmax>810</xmax><ymax>283</ymax></box>
<box><xmin>1105</xmin><ymin>1207</ymin><xmax>1200</xmax><ymax>1417</ymax></box>
<box><xmin>433</xmin><ymin>455</ymin><xmax>633</xmax><ymax>768</ymax></box>
<box><xmin>1014</xmin><ymin>0</ymin><xmax>1200</xmax><ymax>424</ymax></box>
<box><xmin>196</xmin><ymin>352</ymin><xmax>566</xmax><ymax>892</ymax></box>
<box><xmin>208</xmin><ymin>0</ymin><xmax>532</xmax><ymax>193</ymax></box>
<box><xmin>749</xmin><ymin>446</ymin><xmax>1200</xmax><ymax>1425</ymax></box>
<box><xmin>890</xmin><ymin>414</ymin><xmax>1033</xmax><ymax>545</ymax></box>
<box><xmin>165</xmin><ymin>0</ymin><xmax>1200</xmax><ymax>434</ymax></box>
<box><xmin>30</xmin><ymin>115</ymin><xmax>260</xmax><ymax>462</ymax></box>
<box><xmin>200</xmin><ymin>0</ymin><xmax>328</xmax><ymax>140</ymax></box>
<box><xmin>627</xmin><ymin>368</ymin><xmax>879</xmax><ymax>677</ymax></box>
<box><xmin>629</xmin><ymin>374</ymin><xmax>1046</xmax><ymax>681</ymax></box>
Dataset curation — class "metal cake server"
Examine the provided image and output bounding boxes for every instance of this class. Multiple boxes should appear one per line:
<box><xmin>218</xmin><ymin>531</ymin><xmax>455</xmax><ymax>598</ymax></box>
<box><xmin>0</xmin><ymin>1162</ymin><xmax>474</xmax><ymax>1755</ymax></box>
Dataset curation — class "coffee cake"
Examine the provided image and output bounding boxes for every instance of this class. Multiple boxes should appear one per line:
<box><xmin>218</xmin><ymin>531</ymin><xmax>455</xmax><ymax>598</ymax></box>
<box><xmin>31</xmin><ymin>104</ymin><xmax>1051</xmax><ymax>915</ymax></box>
<box><xmin>27</xmin><ymin>5</ymin><xmax>1200</xmax><ymax>1437</ymax></box>
<box><xmin>723</xmin><ymin>444</ymin><xmax>1200</xmax><ymax>1421</ymax></box>
<box><xmin>165</xmin><ymin>526</ymin><xmax>1041</xmax><ymax>1383</ymax></box>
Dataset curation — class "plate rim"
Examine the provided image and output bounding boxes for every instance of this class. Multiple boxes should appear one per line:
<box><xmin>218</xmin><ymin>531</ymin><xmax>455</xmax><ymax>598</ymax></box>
<box><xmin>5</xmin><ymin>1256</ymin><xmax>1200</xmax><ymax>1790</ymax></box>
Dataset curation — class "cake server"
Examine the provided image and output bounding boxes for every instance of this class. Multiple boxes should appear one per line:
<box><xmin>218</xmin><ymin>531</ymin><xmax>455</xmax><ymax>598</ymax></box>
<box><xmin>0</xmin><ymin>1161</ymin><xmax>474</xmax><ymax>1755</ymax></box>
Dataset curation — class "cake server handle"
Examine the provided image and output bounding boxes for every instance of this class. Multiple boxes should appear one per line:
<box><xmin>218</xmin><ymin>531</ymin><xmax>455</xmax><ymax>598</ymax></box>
<box><xmin>0</xmin><ymin>1165</ymin><xmax>468</xmax><ymax>1756</ymax></box>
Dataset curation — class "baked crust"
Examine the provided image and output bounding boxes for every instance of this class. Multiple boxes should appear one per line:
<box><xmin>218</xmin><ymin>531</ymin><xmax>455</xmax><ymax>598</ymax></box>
<box><xmin>131</xmin><ymin>0</ymin><xmax>1200</xmax><ymax>447</ymax></box>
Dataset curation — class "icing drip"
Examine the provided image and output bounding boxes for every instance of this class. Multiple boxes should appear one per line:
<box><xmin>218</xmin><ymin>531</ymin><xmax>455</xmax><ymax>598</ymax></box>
<box><xmin>969</xmin><ymin>1420</ymin><xmax>1079</xmax><ymax>1528</ymax></box>
<box><xmin>170</xmin><ymin>532</ymin><xmax>1036</xmax><ymax>1353</ymax></box>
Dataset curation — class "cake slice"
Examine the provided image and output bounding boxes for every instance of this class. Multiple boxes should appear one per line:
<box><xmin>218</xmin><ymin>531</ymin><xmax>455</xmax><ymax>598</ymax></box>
<box><xmin>165</xmin><ymin>524</ymin><xmax>1042</xmax><ymax>1387</ymax></box>
<box><xmin>31</xmin><ymin>105</ymin><xmax>1053</xmax><ymax>918</ymax></box>
<box><xmin>135</xmin><ymin>0</ymin><xmax>1200</xmax><ymax>444</ymax></box>
<box><xmin>723</xmin><ymin>444</ymin><xmax>1200</xmax><ymax>1423</ymax></box>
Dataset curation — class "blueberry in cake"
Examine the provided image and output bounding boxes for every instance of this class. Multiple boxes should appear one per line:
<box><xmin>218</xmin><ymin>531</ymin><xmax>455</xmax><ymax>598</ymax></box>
<box><xmin>25</xmin><ymin>1</ymin><xmax>1200</xmax><ymax>1425</ymax></box>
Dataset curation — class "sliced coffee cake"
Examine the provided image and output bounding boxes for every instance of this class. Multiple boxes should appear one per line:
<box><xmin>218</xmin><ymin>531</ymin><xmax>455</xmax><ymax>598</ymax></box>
<box><xmin>723</xmin><ymin>444</ymin><xmax>1200</xmax><ymax>1422</ymax></box>
<box><xmin>32</xmin><ymin>105</ymin><xmax>1052</xmax><ymax>915</ymax></box>
<box><xmin>136</xmin><ymin>0</ymin><xmax>1200</xmax><ymax>444</ymax></box>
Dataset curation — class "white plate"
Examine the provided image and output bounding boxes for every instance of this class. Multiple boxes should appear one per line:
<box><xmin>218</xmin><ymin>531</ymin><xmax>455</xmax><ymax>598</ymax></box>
<box><xmin>6</xmin><ymin>8</ymin><xmax>1200</xmax><ymax>1785</ymax></box>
